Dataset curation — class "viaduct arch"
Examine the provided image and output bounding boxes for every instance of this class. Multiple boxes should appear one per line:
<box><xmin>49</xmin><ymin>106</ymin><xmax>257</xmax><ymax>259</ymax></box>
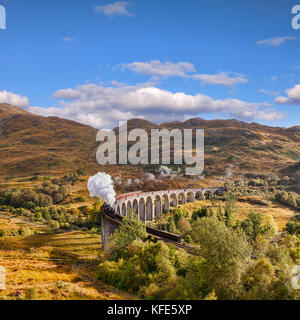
<box><xmin>114</xmin><ymin>187</ymin><xmax>225</xmax><ymax>223</ymax></box>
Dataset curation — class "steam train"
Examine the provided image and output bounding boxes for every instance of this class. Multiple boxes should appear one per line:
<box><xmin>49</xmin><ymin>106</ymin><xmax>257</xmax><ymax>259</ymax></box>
<box><xmin>100</xmin><ymin>202</ymin><xmax>118</xmax><ymax>219</ymax></box>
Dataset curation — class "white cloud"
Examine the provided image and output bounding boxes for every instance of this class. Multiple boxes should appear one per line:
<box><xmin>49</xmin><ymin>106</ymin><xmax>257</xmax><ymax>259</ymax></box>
<box><xmin>124</xmin><ymin>60</ymin><xmax>196</xmax><ymax>77</ymax></box>
<box><xmin>191</xmin><ymin>72</ymin><xmax>248</xmax><ymax>86</ymax></box>
<box><xmin>61</xmin><ymin>37</ymin><xmax>76</xmax><ymax>42</ymax></box>
<box><xmin>270</xmin><ymin>76</ymin><xmax>278</xmax><ymax>82</ymax></box>
<box><xmin>259</xmin><ymin>89</ymin><xmax>279</xmax><ymax>97</ymax></box>
<box><xmin>275</xmin><ymin>84</ymin><xmax>300</xmax><ymax>105</ymax></box>
<box><xmin>0</xmin><ymin>90</ymin><xmax>29</xmax><ymax>107</ymax></box>
<box><xmin>94</xmin><ymin>1</ymin><xmax>133</xmax><ymax>17</ymax></box>
<box><xmin>53</xmin><ymin>88</ymin><xmax>81</xmax><ymax>99</ymax></box>
<box><xmin>27</xmin><ymin>82</ymin><xmax>283</xmax><ymax>128</ymax></box>
<box><xmin>122</xmin><ymin>60</ymin><xmax>248</xmax><ymax>86</ymax></box>
<box><xmin>256</xmin><ymin>36</ymin><xmax>296</xmax><ymax>47</ymax></box>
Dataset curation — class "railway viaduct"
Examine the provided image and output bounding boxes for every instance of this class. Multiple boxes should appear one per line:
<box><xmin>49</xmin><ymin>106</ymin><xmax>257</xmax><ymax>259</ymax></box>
<box><xmin>114</xmin><ymin>187</ymin><xmax>226</xmax><ymax>222</ymax></box>
<box><xmin>101</xmin><ymin>187</ymin><xmax>225</xmax><ymax>249</ymax></box>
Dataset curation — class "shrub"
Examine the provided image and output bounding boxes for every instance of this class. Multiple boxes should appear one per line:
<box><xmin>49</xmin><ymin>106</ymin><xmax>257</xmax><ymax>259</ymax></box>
<box><xmin>0</xmin><ymin>229</ymin><xmax>7</xmax><ymax>237</ymax></box>
<box><xmin>24</xmin><ymin>287</ymin><xmax>38</xmax><ymax>300</ymax></box>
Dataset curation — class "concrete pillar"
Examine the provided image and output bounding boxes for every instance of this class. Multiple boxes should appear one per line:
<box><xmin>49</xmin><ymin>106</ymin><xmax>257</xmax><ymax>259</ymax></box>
<box><xmin>155</xmin><ymin>196</ymin><xmax>162</xmax><ymax>219</ymax></box>
<box><xmin>163</xmin><ymin>195</ymin><xmax>170</xmax><ymax>212</ymax></box>
<box><xmin>146</xmin><ymin>198</ymin><xmax>153</xmax><ymax>221</ymax></box>
<box><xmin>101</xmin><ymin>215</ymin><xmax>119</xmax><ymax>250</ymax></box>
<box><xmin>139</xmin><ymin>198</ymin><xmax>146</xmax><ymax>222</ymax></box>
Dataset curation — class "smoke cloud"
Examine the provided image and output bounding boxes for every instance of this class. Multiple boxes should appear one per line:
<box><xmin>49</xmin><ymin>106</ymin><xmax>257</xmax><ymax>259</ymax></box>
<box><xmin>226</xmin><ymin>167</ymin><xmax>232</xmax><ymax>178</ymax></box>
<box><xmin>87</xmin><ymin>172</ymin><xmax>116</xmax><ymax>206</ymax></box>
<box><xmin>158</xmin><ymin>165</ymin><xmax>179</xmax><ymax>179</ymax></box>
<box><xmin>145</xmin><ymin>173</ymin><xmax>155</xmax><ymax>180</ymax></box>
<box><xmin>114</xmin><ymin>176</ymin><xmax>122</xmax><ymax>185</ymax></box>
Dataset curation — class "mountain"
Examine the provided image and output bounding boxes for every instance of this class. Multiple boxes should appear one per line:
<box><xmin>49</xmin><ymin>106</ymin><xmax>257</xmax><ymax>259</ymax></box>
<box><xmin>122</xmin><ymin>117</ymin><xmax>300</xmax><ymax>177</ymax></box>
<box><xmin>1</xmin><ymin>103</ymin><xmax>300</xmax><ymax>180</ymax></box>
<box><xmin>0</xmin><ymin>103</ymin><xmax>98</xmax><ymax>177</ymax></box>
<box><xmin>279</xmin><ymin>161</ymin><xmax>300</xmax><ymax>177</ymax></box>
<box><xmin>160</xmin><ymin>118</ymin><xmax>300</xmax><ymax>177</ymax></box>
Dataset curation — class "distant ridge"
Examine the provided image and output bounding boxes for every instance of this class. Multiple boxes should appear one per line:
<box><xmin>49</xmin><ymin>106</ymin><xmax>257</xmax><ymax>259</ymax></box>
<box><xmin>1</xmin><ymin>103</ymin><xmax>300</xmax><ymax>178</ymax></box>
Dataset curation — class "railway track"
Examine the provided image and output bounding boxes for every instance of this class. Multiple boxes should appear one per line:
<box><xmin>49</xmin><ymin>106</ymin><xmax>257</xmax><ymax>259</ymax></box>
<box><xmin>103</xmin><ymin>213</ymin><xmax>199</xmax><ymax>255</ymax></box>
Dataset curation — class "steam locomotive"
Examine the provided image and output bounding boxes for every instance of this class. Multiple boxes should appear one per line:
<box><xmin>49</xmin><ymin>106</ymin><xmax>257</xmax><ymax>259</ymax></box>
<box><xmin>100</xmin><ymin>202</ymin><xmax>117</xmax><ymax>218</ymax></box>
<box><xmin>100</xmin><ymin>202</ymin><xmax>118</xmax><ymax>219</ymax></box>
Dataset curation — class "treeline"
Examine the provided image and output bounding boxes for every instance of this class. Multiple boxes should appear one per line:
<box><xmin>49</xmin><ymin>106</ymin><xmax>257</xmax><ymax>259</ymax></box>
<box><xmin>0</xmin><ymin>182</ymin><xmax>72</xmax><ymax>209</ymax></box>
<box><xmin>0</xmin><ymin>226</ymin><xmax>37</xmax><ymax>237</ymax></box>
<box><xmin>0</xmin><ymin>204</ymin><xmax>94</xmax><ymax>231</ymax></box>
<box><xmin>0</xmin><ymin>170</ymin><xmax>97</xmax><ymax>232</ymax></box>
<box><xmin>225</xmin><ymin>178</ymin><xmax>300</xmax><ymax>211</ymax></box>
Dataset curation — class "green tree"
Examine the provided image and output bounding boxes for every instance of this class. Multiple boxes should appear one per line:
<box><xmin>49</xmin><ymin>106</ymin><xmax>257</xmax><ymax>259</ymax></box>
<box><xmin>190</xmin><ymin>217</ymin><xmax>251</xmax><ymax>299</ymax></box>
<box><xmin>110</xmin><ymin>211</ymin><xmax>147</xmax><ymax>259</ymax></box>
<box><xmin>224</xmin><ymin>193</ymin><xmax>236</xmax><ymax>227</ymax></box>
<box><xmin>241</xmin><ymin>209</ymin><xmax>272</xmax><ymax>242</ymax></box>
<box><xmin>177</xmin><ymin>217</ymin><xmax>191</xmax><ymax>234</ymax></box>
<box><xmin>241</xmin><ymin>258</ymin><xmax>275</xmax><ymax>300</ymax></box>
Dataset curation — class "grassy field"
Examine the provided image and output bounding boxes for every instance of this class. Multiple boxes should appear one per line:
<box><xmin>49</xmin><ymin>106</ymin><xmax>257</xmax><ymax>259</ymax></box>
<box><xmin>177</xmin><ymin>197</ymin><xmax>295</xmax><ymax>230</ymax></box>
<box><xmin>0</xmin><ymin>215</ymin><xmax>134</xmax><ymax>300</ymax></box>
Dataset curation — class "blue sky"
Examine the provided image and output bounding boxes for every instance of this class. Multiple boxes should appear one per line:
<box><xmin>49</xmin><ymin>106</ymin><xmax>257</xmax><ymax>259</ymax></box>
<box><xmin>0</xmin><ymin>0</ymin><xmax>300</xmax><ymax>128</ymax></box>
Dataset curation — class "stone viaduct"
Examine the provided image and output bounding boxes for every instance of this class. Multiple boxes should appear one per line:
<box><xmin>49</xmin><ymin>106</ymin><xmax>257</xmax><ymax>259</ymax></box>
<box><xmin>114</xmin><ymin>187</ymin><xmax>226</xmax><ymax>222</ymax></box>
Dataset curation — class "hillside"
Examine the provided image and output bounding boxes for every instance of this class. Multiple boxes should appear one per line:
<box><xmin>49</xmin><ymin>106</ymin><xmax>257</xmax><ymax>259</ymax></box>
<box><xmin>1</xmin><ymin>103</ymin><xmax>300</xmax><ymax>182</ymax></box>
<box><xmin>280</xmin><ymin>161</ymin><xmax>300</xmax><ymax>177</ymax></box>
<box><xmin>162</xmin><ymin>118</ymin><xmax>300</xmax><ymax>177</ymax></box>
<box><xmin>0</xmin><ymin>104</ymin><xmax>98</xmax><ymax>177</ymax></box>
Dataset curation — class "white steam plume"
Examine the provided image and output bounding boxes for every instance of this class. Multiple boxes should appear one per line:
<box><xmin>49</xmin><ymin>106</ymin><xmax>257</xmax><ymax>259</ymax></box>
<box><xmin>158</xmin><ymin>165</ymin><xmax>178</xmax><ymax>179</ymax></box>
<box><xmin>114</xmin><ymin>176</ymin><xmax>122</xmax><ymax>185</ymax></box>
<box><xmin>145</xmin><ymin>173</ymin><xmax>155</xmax><ymax>180</ymax></box>
<box><xmin>226</xmin><ymin>167</ymin><xmax>232</xmax><ymax>178</ymax></box>
<box><xmin>87</xmin><ymin>172</ymin><xmax>116</xmax><ymax>206</ymax></box>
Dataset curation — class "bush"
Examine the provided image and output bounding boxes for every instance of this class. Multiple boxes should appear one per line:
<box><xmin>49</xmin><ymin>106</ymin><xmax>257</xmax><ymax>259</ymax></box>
<box><xmin>49</xmin><ymin>220</ymin><xmax>60</xmax><ymax>230</ymax></box>
<box><xmin>24</xmin><ymin>287</ymin><xmax>38</xmax><ymax>300</ymax></box>
<box><xmin>0</xmin><ymin>229</ymin><xmax>7</xmax><ymax>237</ymax></box>
<box><xmin>18</xmin><ymin>226</ymin><xmax>33</xmax><ymax>236</ymax></box>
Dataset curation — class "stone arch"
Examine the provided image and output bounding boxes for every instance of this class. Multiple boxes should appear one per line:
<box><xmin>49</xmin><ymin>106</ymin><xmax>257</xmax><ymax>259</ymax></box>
<box><xmin>139</xmin><ymin>198</ymin><xmax>146</xmax><ymax>222</ymax></box>
<box><xmin>154</xmin><ymin>195</ymin><xmax>162</xmax><ymax>219</ymax></box>
<box><xmin>162</xmin><ymin>194</ymin><xmax>169</xmax><ymax>213</ymax></box>
<box><xmin>178</xmin><ymin>192</ymin><xmax>186</xmax><ymax>204</ymax></box>
<box><xmin>121</xmin><ymin>203</ymin><xmax>126</xmax><ymax>217</ymax></box>
<box><xmin>204</xmin><ymin>190</ymin><xmax>213</xmax><ymax>199</ymax></box>
<box><xmin>127</xmin><ymin>201</ymin><xmax>132</xmax><ymax>215</ymax></box>
<box><xmin>146</xmin><ymin>196</ymin><xmax>153</xmax><ymax>221</ymax></box>
<box><xmin>170</xmin><ymin>193</ymin><xmax>178</xmax><ymax>207</ymax></box>
<box><xmin>187</xmin><ymin>192</ymin><xmax>195</xmax><ymax>203</ymax></box>
<box><xmin>132</xmin><ymin>199</ymin><xmax>138</xmax><ymax>214</ymax></box>
<box><xmin>117</xmin><ymin>205</ymin><xmax>120</xmax><ymax>215</ymax></box>
<box><xmin>195</xmin><ymin>191</ymin><xmax>204</xmax><ymax>200</ymax></box>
